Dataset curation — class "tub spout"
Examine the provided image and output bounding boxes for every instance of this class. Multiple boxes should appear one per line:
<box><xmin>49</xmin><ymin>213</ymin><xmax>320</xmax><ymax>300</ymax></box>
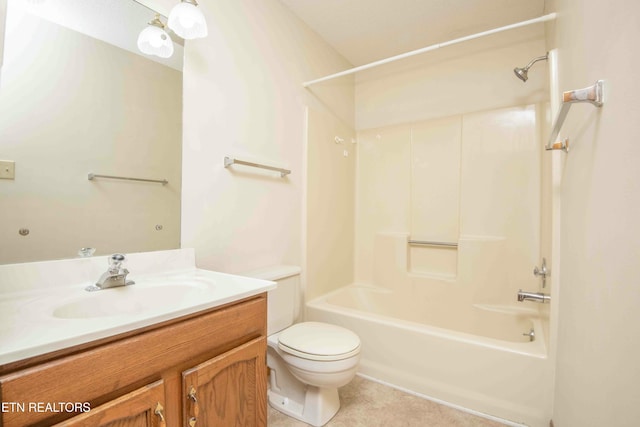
<box><xmin>517</xmin><ymin>290</ymin><xmax>550</xmax><ymax>303</ymax></box>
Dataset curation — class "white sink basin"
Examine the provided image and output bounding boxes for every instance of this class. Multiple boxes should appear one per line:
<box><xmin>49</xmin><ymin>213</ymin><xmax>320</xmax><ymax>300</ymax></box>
<box><xmin>52</xmin><ymin>282</ymin><xmax>212</xmax><ymax>319</ymax></box>
<box><xmin>0</xmin><ymin>249</ymin><xmax>276</xmax><ymax>366</ymax></box>
<box><xmin>1</xmin><ymin>266</ymin><xmax>276</xmax><ymax>366</ymax></box>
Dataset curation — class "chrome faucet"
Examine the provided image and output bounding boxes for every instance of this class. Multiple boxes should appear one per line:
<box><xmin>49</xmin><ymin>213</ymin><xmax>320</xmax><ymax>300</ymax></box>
<box><xmin>86</xmin><ymin>254</ymin><xmax>135</xmax><ymax>292</ymax></box>
<box><xmin>517</xmin><ymin>290</ymin><xmax>551</xmax><ymax>303</ymax></box>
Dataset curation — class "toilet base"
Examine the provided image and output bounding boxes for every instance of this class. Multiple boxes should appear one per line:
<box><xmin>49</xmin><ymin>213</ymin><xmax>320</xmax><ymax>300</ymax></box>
<box><xmin>268</xmin><ymin>385</ymin><xmax>340</xmax><ymax>427</ymax></box>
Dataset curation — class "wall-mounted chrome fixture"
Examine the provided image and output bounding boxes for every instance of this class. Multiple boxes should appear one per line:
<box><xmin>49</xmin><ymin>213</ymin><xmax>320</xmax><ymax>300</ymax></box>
<box><xmin>88</xmin><ymin>173</ymin><xmax>169</xmax><ymax>185</ymax></box>
<box><xmin>137</xmin><ymin>14</ymin><xmax>174</xmax><ymax>58</ymax></box>
<box><xmin>522</xmin><ymin>328</ymin><xmax>536</xmax><ymax>342</ymax></box>
<box><xmin>533</xmin><ymin>258</ymin><xmax>548</xmax><ymax>288</ymax></box>
<box><xmin>513</xmin><ymin>53</ymin><xmax>548</xmax><ymax>82</ymax></box>
<box><xmin>546</xmin><ymin>80</ymin><xmax>604</xmax><ymax>152</ymax></box>
<box><xmin>224</xmin><ymin>156</ymin><xmax>291</xmax><ymax>178</ymax></box>
<box><xmin>517</xmin><ymin>290</ymin><xmax>551</xmax><ymax>304</ymax></box>
<box><xmin>168</xmin><ymin>0</ymin><xmax>208</xmax><ymax>40</ymax></box>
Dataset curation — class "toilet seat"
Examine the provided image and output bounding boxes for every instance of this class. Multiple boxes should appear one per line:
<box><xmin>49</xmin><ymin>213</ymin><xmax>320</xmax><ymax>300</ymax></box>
<box><xmin>278</xmin><ymin>322</ymin><xmax>361</xmax><ymax>361</ymax></box>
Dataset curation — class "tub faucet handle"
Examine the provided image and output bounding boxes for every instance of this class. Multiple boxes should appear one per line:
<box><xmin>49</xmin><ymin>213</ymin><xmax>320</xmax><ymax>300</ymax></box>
<box><xmin>533</xmin><ymin>258</ymin><xmax>548</xmax><ymax>287</ymax></box>
<box><xmin>522</xmin><ymin>328</ymin><xmax>535</xmax><ymax>342</ymax></box>
<box><xmin>533</xmin><ymin>258</ymin><xmax>547</xmax><ymax>277</ymax></box>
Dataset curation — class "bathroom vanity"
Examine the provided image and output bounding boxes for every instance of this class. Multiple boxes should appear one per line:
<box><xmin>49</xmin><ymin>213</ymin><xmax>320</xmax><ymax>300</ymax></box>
<box><xmin>0</xmin><ymin>249</ymin><xmax>275</xmax><ymax>427</ymax></box>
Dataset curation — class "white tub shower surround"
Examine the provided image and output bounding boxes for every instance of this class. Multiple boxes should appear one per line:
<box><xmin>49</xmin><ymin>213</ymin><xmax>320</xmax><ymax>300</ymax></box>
<box><xmin>307</xmin><ymin>104</ymin><xmax>553</xmax><ymax>426</ymax></box>
<box><xmin>307</xmin><ymin>234</ymin><xmax>553</xmax><ymax>427</ymax></box>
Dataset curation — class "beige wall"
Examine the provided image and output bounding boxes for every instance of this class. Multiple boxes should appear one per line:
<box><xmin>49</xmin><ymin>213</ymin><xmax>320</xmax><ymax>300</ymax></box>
<box><xmin>355</xmin><ymin>25</ymin><xmax>548</xmax><ymax>130</ymax></box>
<box><xmin>0</xmin><ymin>10</ymin><xmax>182</xmax><ymax>264</ymax></box>
<box><xmin>179</xmin><ymin>0</ymin><xmax>354</xmax><ymax>274</ymax></box>
<box><xmin>0</xmin><ymin>0</ymin><xmax>5</xmax><ymax>73</ymax></box>
<box><xmin>545</xmin><ymin>0</ymin><xmax>640</xmax><ymax>425</ymax></box>
<box><xmin>305</xmin><ymin>107</ymin><xmax>355</xmax><ymax>300</ymax></box>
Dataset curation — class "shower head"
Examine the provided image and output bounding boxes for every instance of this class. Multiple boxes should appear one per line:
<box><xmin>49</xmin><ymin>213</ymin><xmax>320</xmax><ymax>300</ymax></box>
<box><xmin>513</xmin><ymin>53</ymin><xmax>549</xmax><ymax>82</ymax></box>
<box><xmin>513</xmin><ymin>67</ymin><xmax>529</xmax><ymax>82</ymax></box>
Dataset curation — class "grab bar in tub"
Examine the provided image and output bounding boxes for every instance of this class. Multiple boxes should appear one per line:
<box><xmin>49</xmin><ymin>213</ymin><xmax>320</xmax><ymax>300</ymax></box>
<box><xmin>408</xmin><ymin>239</ymin><xmax>458</xmax><ymax>248</ymax></box>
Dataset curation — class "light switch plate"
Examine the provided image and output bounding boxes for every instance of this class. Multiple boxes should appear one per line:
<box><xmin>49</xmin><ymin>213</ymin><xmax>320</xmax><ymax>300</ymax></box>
<box><xmin>0</xmin><ymin>160</ymin><xmax>15</xmax><ymax>179</ymax></box>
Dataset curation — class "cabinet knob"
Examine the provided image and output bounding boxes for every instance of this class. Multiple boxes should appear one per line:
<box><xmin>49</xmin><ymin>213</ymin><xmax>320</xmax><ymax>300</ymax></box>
<box><xmin>188</xmin><ymin>385</ymin><xmax>198</xmax><ymax>403</ymax></box>
<box><xmin>154</xmin><ymin>402</ymin><xmax>166</xmax><ymax>426</ymax></box>
<box><xmin>187</xmin><ymin>385</ymin><xmax>199</xmax><ymax>426</ymax></box>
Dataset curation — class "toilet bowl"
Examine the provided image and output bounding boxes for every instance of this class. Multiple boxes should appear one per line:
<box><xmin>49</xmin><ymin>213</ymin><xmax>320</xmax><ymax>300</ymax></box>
<box><xmin>241</xmin><ymin>265</ymin><xmax>361</xmax><ymax>427</ymax></box>
<box><xmin>267</xmin><ymin>322</ymin><xmax>360</xmax><ymax>426</ymax></box>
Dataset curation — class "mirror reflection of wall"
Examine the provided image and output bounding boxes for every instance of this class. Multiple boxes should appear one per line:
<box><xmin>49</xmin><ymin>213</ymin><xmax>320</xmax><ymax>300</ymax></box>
<box><xmin>0</xmin><ymin>0</ymin><xmax>183</xmax><ymax>265</ymax></box>
<box><xmin>0</xmin><ymin>0</ymin><xmax>6</xmax><ymax>76</ymax></box>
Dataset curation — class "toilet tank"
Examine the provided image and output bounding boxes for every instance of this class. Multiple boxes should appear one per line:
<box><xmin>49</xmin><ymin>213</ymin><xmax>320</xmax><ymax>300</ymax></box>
<box><xmin>240</xmin><ymin>265</ymin><xmax>301</xmax><ymax>335</ymax></box>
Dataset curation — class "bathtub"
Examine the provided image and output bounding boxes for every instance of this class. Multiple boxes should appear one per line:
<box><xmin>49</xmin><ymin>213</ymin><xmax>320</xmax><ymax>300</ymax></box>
<box><xmin>306</xmin><ymin>284</ymin><xmax>553</xmax><ymax>427</ymax></box>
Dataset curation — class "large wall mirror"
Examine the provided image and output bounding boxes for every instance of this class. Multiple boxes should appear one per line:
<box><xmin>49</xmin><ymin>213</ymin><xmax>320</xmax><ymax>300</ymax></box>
<box><xmin>0</xmin><ymin>0</ymin><xmax>183</xmax><ymax>265</ymax></box>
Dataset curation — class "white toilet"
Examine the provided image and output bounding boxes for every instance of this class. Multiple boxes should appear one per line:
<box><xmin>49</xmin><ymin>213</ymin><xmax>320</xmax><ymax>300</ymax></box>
<box><xmin>243</xmin><ymin>266</ymin><xmax>361</xmax><ymax>427</ymax></box>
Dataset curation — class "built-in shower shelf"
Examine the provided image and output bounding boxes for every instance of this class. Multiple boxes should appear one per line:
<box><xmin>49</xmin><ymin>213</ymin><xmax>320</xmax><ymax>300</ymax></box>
<box><xmin>408</xmin><ymin>239</ymin><xmax>458</xmax><ymax>278</ymax></box>
<box><xmin>546</xmin><ymin>80</ymin><xmax>604</xmax><ymax>152</ymax></box>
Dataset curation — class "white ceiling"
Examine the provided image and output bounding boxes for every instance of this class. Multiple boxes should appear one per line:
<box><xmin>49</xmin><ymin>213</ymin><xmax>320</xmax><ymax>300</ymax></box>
<box><xmin>279</xmin><ymin>0</ymin><xmax>546</xmax><ymax>66</ymax></box>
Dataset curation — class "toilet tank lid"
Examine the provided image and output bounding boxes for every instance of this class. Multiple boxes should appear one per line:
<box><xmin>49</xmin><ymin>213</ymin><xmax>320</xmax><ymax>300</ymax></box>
<box><xmin>239</xmin><ymin>265</ymin><xmax>301</xmax><ymax>281</ymax></box>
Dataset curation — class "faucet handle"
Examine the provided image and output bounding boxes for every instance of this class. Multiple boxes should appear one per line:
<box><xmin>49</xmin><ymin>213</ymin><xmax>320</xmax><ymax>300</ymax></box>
<box><xmin>533</xmin><ymin>257</ymin><xmax>548</xmax><ymax>288</ymax></box>
<box><xmin>533</xmin><ymin>257</ymin><xmax>547</xmax><ymax>277</ymax></box>
<box><xmin>108</xmin><ymin>253</ymin><xmax>126</xmax><ymax>272</ymax></box>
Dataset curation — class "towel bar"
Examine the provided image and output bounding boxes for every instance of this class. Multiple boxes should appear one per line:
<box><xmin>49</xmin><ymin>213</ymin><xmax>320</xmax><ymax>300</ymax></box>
<box><xmin>224</xmin><ymin>156</ymin><xmax>291</xmax><ymax>177</ymax></box>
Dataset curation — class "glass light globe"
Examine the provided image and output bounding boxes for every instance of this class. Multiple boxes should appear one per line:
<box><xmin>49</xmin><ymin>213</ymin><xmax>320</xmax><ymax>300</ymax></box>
<box><xmin>168</xmin><ymin>1</ymin><xmax>208</xmax><ymax>40</ymax></box>
<box><xmin>137</xmin><ymin>24</ymin><xmax>174</xmax><ymax>59</ymax></box>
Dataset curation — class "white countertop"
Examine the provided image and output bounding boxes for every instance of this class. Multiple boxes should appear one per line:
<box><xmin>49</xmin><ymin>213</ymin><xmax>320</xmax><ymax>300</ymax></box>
<box><xmin>0</xmin><ymin>250</ymin><xmax>276</xmax><ymax>366</ymax></box>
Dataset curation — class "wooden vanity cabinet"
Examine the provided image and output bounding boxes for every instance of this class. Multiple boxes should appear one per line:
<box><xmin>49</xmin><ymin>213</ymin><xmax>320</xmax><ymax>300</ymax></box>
<box><xmin>182</xmin><ymin>338</ymin><xmax>267</xmax><ymax>427</ymax></box>
<box><xmin>0</xmin><ymin>295</ymin><xmax>268</xmax><ymax>427</ymax></box>
<box><xmin>53</xmin><ymin>380</ymin><xmax>167</xmax><ymax>427</ymax></box>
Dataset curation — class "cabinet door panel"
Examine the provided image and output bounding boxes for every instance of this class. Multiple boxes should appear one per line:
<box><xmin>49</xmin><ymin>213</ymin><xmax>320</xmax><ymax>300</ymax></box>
<box><xmin>182</xmin><ymin>337</ymin><xmax>267</xmax><ymax>427</ymax></box>
<box><xmin>53</xmin><ymin>380</ymin><xmax>166</xmax><ymax>427</ymax></box>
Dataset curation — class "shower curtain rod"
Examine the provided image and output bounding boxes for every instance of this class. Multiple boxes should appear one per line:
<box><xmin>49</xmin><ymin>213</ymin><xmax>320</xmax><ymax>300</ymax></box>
<box><xmin>302</xmin><ymin>13</ymin><xmax>557</xmax><ymax>87</ymax></box>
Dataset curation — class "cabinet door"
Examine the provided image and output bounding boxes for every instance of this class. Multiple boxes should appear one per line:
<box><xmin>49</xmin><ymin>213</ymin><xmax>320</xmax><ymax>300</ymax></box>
<box><xmin>182</xmin><ymin>337</ymin><xmax>267</xmax><ymax>427</ymax></box>
<box><xmin>54</xmin><ymin>380</ymin><xmax>166</xmax><ymax>427</ymax></box>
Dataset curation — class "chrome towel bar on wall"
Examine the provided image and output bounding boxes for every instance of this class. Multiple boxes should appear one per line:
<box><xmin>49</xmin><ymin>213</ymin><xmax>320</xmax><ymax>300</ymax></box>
<box><xmin>224</xmin><ymin>156</ymin><xmax>291</xmax><ymax>177</ymax></box>
<box><xmin>88</xmin><ymin>173</ymin><xmax>168</xmax><ymax>185</ymax></box>
<box><xmin>546</xmin><ymin>80</ymin><xmax>604</xmax><ymax>152</ymax></box>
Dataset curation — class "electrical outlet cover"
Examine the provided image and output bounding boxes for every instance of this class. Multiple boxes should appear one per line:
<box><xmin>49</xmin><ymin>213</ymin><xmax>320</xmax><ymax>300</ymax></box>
<box><xmin>0</xmin><ymin>160</ymin><xmax>15</xmax><ymax>179</ymax></box>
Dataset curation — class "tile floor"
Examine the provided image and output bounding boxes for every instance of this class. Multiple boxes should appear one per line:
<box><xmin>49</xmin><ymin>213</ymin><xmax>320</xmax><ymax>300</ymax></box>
<box><xmin>267</xmin><ymin>376</ymin><xmax>507</xmax><ymax>427</ymax></box>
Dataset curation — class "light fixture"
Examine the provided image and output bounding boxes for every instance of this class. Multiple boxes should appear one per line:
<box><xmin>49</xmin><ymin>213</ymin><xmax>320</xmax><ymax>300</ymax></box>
<box><xmin>137</xmin><ymin>14</ymin><xmax>174</xmax><ymax>59</ymax></box>
<box><xmin>168</xmin><ymin>0</ymin><xmax>208</xmax><ymax>40</ymax></box>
